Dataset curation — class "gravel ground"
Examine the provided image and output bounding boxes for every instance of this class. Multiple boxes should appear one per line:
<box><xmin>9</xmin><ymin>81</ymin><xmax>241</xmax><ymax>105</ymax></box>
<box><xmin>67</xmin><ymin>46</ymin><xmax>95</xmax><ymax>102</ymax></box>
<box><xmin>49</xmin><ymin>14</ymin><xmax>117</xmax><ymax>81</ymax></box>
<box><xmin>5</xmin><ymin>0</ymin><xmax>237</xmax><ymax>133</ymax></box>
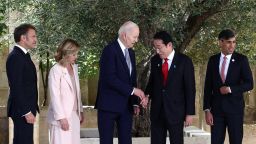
<box><xmin>224</xmin><ymin>124</ymin><xmax>256</xmax><ymax>144</ymax></box>
<box><xmin>81</xmin><ymin>124</ymin><xmax>256</xmax><ymax>144</ymax></box>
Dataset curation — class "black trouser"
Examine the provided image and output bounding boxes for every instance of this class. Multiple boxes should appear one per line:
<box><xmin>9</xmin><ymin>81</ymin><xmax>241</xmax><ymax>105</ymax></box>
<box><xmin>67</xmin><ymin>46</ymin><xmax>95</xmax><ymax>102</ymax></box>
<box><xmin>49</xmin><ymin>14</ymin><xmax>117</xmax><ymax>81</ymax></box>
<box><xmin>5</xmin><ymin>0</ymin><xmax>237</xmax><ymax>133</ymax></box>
<box><xmin>211</xmin><ymin>114</ymin><xmax>243</xmax><ymax>144</ymax></box>
<box><xmin>151</xmin><ymin>107</ymin><xmax>184</xmax><ymax>144</ymax></box>
<box><xmin>12</xmin><ymin>116</ymin><xmax>34</xmax><ymax>144</ymax></box>
<box><xmin>98</xmin><ymin>109</ymin><xmax>133</xmax><ymax>144</ymax></box>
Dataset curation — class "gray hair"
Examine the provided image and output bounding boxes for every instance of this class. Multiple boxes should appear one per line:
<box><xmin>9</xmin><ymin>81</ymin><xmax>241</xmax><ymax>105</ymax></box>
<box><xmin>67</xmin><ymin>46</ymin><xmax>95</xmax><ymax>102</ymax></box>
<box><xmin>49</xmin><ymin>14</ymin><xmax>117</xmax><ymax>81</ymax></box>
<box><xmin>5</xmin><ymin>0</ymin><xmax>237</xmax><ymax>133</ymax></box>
<box><xmin>118</xmin><ymin>21</ymin><xmax>139</xmax><ymax>36</ymax></box>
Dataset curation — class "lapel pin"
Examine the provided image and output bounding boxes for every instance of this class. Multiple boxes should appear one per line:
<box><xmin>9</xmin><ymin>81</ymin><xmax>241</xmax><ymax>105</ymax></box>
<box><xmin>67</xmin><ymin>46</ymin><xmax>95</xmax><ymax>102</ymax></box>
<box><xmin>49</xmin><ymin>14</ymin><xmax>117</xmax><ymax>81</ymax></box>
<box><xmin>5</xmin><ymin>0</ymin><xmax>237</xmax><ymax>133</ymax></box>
<box><xmin>232</xmin><ymin>59</ymin><xmax>235</xmax><ymax>62</ymax></box>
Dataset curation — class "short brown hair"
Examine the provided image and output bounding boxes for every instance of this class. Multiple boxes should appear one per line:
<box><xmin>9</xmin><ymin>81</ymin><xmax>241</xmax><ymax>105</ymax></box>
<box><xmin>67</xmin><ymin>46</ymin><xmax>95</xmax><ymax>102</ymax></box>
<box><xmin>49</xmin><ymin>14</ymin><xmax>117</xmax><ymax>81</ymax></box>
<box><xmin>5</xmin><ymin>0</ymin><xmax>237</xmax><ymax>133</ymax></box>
<box><xmin>54</xmin><ymin>38</ymin><xmax>80</xmax><ymax>65</ymax></box>
<box><xmin>14</xmin><ymin>23</ymin><xmax>36</xmax><ymax>43</ymax></box>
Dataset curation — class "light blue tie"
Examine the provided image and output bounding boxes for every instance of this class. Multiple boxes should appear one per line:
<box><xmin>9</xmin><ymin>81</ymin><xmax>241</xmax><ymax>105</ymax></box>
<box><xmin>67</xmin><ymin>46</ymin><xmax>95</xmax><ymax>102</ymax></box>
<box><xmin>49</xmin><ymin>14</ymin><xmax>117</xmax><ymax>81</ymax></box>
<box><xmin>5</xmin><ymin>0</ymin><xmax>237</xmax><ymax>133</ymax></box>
<box><xmin>124</xmin><ymin>48</ymin><xmax>132</xmax><ymax>75</ymax></box>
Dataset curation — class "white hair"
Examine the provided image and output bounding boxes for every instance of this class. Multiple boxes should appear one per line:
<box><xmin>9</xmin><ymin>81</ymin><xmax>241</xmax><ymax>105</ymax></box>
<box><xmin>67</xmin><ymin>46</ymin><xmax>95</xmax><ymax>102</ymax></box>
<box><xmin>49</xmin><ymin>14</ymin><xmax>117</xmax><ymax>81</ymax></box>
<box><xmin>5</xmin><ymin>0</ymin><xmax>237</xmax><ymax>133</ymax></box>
<box><xmin>118</xmin><ymin>21</ymin><xmax>139</xmax><ymax>36</ymax></box>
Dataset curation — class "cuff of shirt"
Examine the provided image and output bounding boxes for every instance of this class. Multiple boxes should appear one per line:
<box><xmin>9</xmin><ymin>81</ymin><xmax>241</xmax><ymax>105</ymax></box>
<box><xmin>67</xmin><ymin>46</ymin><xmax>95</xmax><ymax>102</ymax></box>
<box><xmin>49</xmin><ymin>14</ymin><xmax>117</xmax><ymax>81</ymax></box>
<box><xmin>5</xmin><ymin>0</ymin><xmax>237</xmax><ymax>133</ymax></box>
<box><xmin>131</xmin><ymin>88</ymin><xmax>135</xmax><ymax>95</ymax></box>
<box><xmin>204</xmin><ymin>109</ymin><xmax>210</xmax><ymax>112</ymax></box>
<box><xmin>22</xmin><ymin>111</ymin><xmax>31</xmax><ymax>117</ymax></box>
<box><xmin>228</xmin><ymin>87</ymin><xmax>232</xmax><ymax>93</ymax></box>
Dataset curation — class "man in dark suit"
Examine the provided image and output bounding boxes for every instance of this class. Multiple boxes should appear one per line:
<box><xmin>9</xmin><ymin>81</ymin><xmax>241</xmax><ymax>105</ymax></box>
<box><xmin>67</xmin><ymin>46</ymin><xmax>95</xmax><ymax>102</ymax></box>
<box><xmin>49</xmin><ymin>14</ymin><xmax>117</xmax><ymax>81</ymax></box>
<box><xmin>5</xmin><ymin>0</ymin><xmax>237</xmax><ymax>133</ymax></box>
<box><xmin>145</xmin><ymin>31</ymin><xmax>196</xmax><ymax>144</ymax></box>
<box><xmin>95</xmin><ymin>21</ymin><xmax>145</xmax><ymax>144</ymax></box>
<box><xmin>6</xmin><ymin>24</ymin><xmax>39</xmax><ymax>144</ymax></box>
<box><xmin>203</xmin><ymin>29</ymin><xmax>253</xmax><ymax>144</ymax></box>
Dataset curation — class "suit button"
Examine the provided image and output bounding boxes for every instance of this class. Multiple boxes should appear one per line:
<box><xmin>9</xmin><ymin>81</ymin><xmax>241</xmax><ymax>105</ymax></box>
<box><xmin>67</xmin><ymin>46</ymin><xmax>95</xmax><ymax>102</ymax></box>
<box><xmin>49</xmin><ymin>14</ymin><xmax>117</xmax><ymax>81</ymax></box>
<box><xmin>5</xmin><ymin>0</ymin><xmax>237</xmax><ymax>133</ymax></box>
<box><xmin>162</xmin><ymin>89</ymin><xmax>165</xmax><ymax>92</ymax></box>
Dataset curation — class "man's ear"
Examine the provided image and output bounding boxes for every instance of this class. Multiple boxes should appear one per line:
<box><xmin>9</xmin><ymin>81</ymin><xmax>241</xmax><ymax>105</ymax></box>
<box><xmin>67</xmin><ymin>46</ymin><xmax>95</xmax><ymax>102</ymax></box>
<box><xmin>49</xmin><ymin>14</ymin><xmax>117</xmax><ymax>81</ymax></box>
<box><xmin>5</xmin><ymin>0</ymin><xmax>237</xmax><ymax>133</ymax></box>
<box><xmin>122</xmin><ymin>32</ymin><xmax>127</xmax><ymax>40</ymax></box>
<box><xmin>218</xmin><ymin>40</ymin><xmax>223</xmax><ymax>46</ymax></box>
<box><xmin>20</xmin><ymin>35</ymin><xmax>26</xmax><ymax>41</ymax></box>
<box><xmin>167</xmin><ymin>42</ymin><xmax>172</xmax><ymax>48</ymax></box>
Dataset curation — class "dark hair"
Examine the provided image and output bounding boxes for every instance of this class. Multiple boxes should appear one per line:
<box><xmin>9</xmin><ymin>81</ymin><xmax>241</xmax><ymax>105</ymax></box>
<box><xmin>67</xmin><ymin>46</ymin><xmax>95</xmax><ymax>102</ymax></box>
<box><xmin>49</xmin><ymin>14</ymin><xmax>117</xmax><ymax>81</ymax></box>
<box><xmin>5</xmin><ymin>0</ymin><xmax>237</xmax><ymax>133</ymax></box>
<box><xmin>218</xmin><ymin>29</ymin><xmax>236</xmax><ymax>40</ymax></box>
<box><xmin>153</xmin><ymin>31</ymin><xmax>173</xmax><ymax>45</ymax></box>
<box><xmin>55</xmin><ymin>38</ymin><xmax>80</xmax><ymax>65</ymax></box>
<box><xmin>14</xmin><ymin>23</ymin><xmax>36</xmax><ymax>43</ymax></box>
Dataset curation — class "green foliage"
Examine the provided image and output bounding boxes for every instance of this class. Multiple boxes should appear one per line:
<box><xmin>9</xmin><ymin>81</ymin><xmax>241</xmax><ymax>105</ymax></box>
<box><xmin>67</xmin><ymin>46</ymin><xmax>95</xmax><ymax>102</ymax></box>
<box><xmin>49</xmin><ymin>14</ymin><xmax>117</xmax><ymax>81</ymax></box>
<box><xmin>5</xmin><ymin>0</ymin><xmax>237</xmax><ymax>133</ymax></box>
<box><xmin>4</xmin><ymin>0</ymin><xmax>256</xmax><ymax>136</ymax></box>
<box><xmin>5</xmin><ymin>0</ymin><xmax>256</xmax><ymax>75</ymax></box>
<box><xmin>0</xmin><ymin>0</ymin><xmax>7</xmax><ymax>37</ymax></box>
<box><xmin>186</xmin><ymin>0</ymin><xmax>256</xmax><ymax>64</ymax></box>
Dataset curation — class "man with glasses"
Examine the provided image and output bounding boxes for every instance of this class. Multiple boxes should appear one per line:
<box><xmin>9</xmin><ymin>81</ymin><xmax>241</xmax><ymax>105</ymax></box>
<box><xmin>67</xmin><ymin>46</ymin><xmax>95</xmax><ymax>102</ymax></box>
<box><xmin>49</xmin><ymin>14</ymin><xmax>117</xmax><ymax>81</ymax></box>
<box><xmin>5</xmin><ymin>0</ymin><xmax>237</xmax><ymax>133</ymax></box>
<box><xmin>145</xmin><ymin>31</ymin><xmax>196</xmax><ymax>144</ymax></box>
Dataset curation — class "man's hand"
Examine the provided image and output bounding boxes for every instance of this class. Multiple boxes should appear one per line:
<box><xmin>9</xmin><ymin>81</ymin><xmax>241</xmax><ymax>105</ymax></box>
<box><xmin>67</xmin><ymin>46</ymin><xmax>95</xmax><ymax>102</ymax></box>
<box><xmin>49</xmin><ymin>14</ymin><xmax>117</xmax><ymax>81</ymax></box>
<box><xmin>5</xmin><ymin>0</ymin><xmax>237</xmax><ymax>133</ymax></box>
<box><xmin>133</xmin><ymin>106</ymin><xmax>140</xmax><ymax>116</ymax></box>
<box><xmin>25</xmin><ymin>113</ymin><xmax>36</xmax><ymax>124</ymax></box>
<box><xmin>184</xmin><ymin>115</ymin><xmax>193</xmax><ymax>127</ymax></box>
<box><xmin>133</xmin><ymin>88</ymin><xmax>145</xmax><ymax>100</ymax></box>
<box><xmin>205</xmin><ymin>111</ymin><xmax>214</xmax><ymax>126</ymax></box>
<box><xmin>220</xmin><ymin>86</ymin><xmax>231</xmax><ymax>95</ymax></box>
<box><xmin>140</xmin><ymin>95</ymin><xmax>149</xmax><ymax>108</ymax></box>
<box><xmin>59</xmin><ymin>118</ymin><xmax>69</xmax><ymax>131</ymax></box>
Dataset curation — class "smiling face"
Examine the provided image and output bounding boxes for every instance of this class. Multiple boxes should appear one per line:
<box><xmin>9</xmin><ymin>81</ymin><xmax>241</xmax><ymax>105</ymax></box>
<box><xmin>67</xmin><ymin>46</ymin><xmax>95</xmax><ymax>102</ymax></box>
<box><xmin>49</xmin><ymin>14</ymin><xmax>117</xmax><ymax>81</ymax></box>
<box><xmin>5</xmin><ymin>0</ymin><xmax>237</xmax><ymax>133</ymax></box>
<box><xmin>219</xmin><ymin>37</ymin><xmax>236</xmax><ymax>55</ymax></box>
<box><xmin>153</xmin><ymin>39</ymin><xmax>173</xmax><ymax>59</ymax></box>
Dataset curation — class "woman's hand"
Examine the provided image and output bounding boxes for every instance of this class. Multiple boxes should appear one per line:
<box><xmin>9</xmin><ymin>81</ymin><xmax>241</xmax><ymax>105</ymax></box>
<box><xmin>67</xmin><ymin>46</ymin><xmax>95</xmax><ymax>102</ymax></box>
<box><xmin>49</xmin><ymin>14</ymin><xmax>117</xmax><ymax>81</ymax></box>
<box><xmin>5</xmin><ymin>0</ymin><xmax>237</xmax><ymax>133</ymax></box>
<box><xmin>59</xmin><ymin>118</ymin><xmax>69</xmax><ymax>131</ymax></box>
<box><xmin>80</xmin><ymin>112</ymin><xmax>85</xmax><ymax>124</ymax></box>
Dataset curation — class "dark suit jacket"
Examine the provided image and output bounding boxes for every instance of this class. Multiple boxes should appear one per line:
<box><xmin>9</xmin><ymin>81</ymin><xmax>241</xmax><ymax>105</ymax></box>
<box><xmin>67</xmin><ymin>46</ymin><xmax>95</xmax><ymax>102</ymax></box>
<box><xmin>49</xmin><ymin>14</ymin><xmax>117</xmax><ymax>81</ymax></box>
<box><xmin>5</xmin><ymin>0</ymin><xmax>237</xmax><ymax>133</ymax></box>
<box><xmin>6</xmin><ymin>46</ymin><xmax>39</xmax><ymax>118</ymax></box>
<box><xmin>145</xmin><ymin>53</ymin><xmax>195</xmax><ymax>124</ymax></box>
<box><xmin>203</xmin><ymin>52</ymin><xmax>253</xmax><ymax>115</ymax></box>
<box><xmin>95</xmin><ymin>40</ymin><xmax>139</xmax><ymax>113</ymax></box>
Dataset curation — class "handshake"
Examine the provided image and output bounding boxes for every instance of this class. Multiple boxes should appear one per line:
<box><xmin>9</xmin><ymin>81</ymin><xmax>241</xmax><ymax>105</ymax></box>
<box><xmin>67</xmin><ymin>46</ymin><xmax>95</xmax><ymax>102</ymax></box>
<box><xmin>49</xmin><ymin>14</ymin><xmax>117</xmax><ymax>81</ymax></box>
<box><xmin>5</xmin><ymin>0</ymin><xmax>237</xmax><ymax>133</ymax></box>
<box><xmin>133</xmin><ymin>88</ymin><xmax>149</xmax><ymax>108</ymax></box>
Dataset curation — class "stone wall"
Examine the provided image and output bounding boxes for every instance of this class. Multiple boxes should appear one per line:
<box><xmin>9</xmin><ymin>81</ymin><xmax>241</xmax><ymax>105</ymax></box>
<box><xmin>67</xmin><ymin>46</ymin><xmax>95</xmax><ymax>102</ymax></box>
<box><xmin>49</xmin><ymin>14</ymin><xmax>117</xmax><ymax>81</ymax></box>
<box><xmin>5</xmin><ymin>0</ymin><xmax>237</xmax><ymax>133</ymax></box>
<box><xmin>0</xmin><ymin>47</ymin><xmax>9</xmax><ymax>144</ymax></box>
<box><xmin>0</xmin><ymin>47</ymin><xmax>9</xmax><ymax>106</ymax></box>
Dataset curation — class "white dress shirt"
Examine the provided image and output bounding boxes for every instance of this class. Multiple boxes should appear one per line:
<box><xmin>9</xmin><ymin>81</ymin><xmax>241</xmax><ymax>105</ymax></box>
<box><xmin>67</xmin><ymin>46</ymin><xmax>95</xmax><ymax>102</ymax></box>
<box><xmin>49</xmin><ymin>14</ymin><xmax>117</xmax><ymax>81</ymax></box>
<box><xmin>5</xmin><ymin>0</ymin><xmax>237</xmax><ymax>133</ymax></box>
<box><xmin>16</xmin><ymin>44</ymin><xmax>28</xmax><ymax>54</ymax></box>
<box><xmin>219</xmin><ymin>53</ymin><xmax>232</xmax><ymax>78</ymax></box>
<box><xmin>163</xmin><ymin>50</ymin><xmax>175</xmax><ymax>70</ymax></box>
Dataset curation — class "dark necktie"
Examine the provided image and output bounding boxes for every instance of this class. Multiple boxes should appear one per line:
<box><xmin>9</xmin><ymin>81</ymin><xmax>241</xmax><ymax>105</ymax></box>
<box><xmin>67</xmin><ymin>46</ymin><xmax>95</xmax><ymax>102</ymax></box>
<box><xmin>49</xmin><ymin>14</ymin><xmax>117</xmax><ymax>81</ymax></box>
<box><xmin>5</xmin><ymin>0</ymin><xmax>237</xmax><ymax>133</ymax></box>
<box><xmin>26</xmin><ymin>52</ymin><xmax>31</xmax><ymax>58</ymax></box>
<box><xmin>162</xmin><ymin>58</ymin><xmax>168</xmax><ymax>86</ymax></box>
<box><xmin>124</xmin><ymin>48</ymin><xmax>132</xmax><ymax>75</ymax></box>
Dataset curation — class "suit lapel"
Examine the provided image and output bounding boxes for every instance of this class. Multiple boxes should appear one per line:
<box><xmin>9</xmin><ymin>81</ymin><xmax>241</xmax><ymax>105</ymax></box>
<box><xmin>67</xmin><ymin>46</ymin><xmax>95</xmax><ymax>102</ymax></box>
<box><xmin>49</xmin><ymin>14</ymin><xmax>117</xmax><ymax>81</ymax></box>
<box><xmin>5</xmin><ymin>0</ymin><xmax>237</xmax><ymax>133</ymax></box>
<box><xmin>62</xmin><ymin>66</ymin><xmax>74</xmax><ymax>92</ymax></box>
<box><xmin>215</xmin><ymin>53</ymin><xmax>224</xmax><ymax>84</ymax></box>
<box><xmin>115</xmin><ymin>41</ymin><xmax>131</xmax><ymax>77</ymax></box>
<box><xmin>73</xmin><ymin>65</ymin><xmax>80</xmax><ymax>96</ymax></box>
<box><xmin>129</xmin><ymin>49</ymin><xmax>135</xmax><ymax>78</ymax></box>
<box><xmin>155</xmin><ymin>56</ymin><xmax>164</xmax><ymax>86</ymax></box>
<box><xmin>225</xmin><ymin>53</ymin><xmax>236</xmax><ymax>84</ymax></box>
<box><xmin>73</xmin><ymin>64</ymin><xmax>81</xmax><ymax>110</ymax></box>
<box><xmin>164</xmin><ymin>52</ymin><xmax>178</xmax><ymax>86</ymax></box>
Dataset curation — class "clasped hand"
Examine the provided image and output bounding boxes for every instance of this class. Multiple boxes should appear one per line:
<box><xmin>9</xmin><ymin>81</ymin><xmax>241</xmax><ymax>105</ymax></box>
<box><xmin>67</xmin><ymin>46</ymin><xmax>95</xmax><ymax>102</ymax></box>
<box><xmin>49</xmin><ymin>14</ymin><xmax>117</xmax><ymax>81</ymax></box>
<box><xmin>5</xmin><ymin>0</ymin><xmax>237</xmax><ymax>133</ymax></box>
<box><xmin>133</xmin><ymin>88</ymin><xmax>149</xmax><ymax>108</ymax></box>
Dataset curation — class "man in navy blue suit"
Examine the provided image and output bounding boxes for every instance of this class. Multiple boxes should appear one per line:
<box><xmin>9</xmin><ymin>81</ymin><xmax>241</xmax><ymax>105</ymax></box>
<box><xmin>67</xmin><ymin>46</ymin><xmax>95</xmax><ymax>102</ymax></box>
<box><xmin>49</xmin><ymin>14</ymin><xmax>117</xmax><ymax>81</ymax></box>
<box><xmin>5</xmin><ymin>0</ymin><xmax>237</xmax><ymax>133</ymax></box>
<box><xmin>95</xmin><ymin>21</ymin><xmax>145</xmax><ymax>144</ymax></box>
<box><xmin>6</xmin><ymin>24</ymin><xmax>39</xmax><ymax>144</ymax></box>
<box><xmin>204</xmin><ymin>29</ymin><xmax>253</xmax><ymax>144</ymax></box>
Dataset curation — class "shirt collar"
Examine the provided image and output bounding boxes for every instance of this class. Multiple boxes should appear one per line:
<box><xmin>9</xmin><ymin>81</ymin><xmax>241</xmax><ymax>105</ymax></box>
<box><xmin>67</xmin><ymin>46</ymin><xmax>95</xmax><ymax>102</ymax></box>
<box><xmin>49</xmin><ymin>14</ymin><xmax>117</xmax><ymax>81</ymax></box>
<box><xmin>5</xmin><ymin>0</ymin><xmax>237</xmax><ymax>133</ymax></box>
<box><xmin>117</xmin><ymin>38</ymin><xmax>127</xmax><ymax>55</ymax></box>
<box><xmin>221</xmin><ymin>52</ymin><xmax>232</xmax><ymax>60</ymax></box>
<box><xmin>163</xmin><ymin>50</ymin><xmax>175</xmax><ymax>62</ymax></box>
<box><xmin>15</xmin><ymin>44</ymin><xmax>28</xmax><ymax>54</ymax></box>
